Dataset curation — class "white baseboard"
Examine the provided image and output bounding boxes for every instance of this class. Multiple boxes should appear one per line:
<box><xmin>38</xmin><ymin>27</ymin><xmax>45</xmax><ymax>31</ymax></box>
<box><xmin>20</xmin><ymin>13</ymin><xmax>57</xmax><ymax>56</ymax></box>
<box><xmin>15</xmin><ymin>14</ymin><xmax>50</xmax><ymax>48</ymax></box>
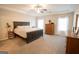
<box><xmin>0</xmin><ymin>37</ymin><xmax>8</xmax><ymax>41</ymax></box>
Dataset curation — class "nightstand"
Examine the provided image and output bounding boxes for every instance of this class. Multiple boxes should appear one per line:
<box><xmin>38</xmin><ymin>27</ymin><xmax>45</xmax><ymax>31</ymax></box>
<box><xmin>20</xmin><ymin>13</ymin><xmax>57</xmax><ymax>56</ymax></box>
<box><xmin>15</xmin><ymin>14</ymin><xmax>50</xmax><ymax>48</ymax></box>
<box><xmin>8</xmin><ymin>31</ymin><xmax>14</xmax><ymax>39</ymax></box>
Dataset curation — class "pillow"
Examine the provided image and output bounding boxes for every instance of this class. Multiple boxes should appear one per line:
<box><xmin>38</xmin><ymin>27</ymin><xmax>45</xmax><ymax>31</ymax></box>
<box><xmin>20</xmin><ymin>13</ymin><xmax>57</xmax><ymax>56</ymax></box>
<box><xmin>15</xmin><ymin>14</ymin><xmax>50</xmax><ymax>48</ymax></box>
<box><xmin>17</xmin><ymin>26</ymin><xmax>30</xmax><ymax>28</ymax></box>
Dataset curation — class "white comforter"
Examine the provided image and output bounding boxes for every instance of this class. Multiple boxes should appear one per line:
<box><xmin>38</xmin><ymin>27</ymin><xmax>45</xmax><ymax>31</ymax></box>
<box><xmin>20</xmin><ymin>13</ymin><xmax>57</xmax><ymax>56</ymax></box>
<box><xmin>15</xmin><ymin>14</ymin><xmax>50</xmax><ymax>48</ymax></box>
<box><xmin>14</xmin><ymin>27</ymin><xmax>42</xmax><ymax>38</ymax></box>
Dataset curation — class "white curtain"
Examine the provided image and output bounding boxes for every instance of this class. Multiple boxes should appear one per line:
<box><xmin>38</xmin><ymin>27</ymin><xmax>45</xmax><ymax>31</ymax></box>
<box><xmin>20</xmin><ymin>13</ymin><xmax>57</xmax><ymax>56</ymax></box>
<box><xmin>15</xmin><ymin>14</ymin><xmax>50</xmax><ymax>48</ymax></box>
<box><xmin>37</xmin><ymin>19</ymin><xmax>44</xmax><ymax>29</ymax></box>
<box><xmin>57</xmin><ymin>16</ymin><xmax>69</xmax><ymax>36</ymax></box>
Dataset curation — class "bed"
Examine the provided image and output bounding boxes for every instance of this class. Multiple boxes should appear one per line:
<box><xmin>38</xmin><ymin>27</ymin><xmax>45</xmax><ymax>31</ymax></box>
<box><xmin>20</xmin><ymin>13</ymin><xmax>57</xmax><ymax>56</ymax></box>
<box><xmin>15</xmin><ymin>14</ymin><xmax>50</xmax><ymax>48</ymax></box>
<box><xmin>13</xmin><ymin>21</ymin><xmax>43</xmax><ymax>43</ymax></box>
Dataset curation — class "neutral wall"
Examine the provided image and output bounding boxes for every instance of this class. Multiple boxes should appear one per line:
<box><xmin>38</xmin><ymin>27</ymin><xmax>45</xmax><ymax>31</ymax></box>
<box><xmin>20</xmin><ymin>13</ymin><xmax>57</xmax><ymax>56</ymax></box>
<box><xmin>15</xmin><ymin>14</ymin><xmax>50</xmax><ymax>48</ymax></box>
<box><xmin>0</xmin><ymin>9</ymin><xmax>36</xmax><ymax>41</ymax></box>
<box><xmin>39</xmin><ymin>12</ymin><xmax>74</xmax><ymax>35</ymax></box>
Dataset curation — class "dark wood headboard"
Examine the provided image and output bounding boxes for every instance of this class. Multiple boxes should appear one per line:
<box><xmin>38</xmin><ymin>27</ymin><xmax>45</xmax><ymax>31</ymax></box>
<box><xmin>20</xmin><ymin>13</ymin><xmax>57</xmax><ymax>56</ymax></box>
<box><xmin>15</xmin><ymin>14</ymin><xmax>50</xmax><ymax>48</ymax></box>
<box><xmin>13</xmin><ymin>21</ymin><xmax>30</xmax><ymax>29</ymax></box>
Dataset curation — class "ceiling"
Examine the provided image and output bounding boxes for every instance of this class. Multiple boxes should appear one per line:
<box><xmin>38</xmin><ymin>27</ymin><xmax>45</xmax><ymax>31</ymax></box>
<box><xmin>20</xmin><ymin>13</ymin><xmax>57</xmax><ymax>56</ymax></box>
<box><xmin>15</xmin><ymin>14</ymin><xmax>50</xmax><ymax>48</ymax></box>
<box><xmin>0</xmin><ymin>4</ymin><xmax>79</xmax><ymax>16</ymax></box>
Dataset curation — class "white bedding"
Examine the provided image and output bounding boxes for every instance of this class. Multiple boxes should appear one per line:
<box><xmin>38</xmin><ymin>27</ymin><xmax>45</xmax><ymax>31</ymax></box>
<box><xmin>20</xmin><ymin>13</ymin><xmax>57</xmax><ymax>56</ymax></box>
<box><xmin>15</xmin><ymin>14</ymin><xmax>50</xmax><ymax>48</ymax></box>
<box><xmin>14</xmin><ymin>26</ymin><xmax>42</xmax><ymax>38</ymax></box>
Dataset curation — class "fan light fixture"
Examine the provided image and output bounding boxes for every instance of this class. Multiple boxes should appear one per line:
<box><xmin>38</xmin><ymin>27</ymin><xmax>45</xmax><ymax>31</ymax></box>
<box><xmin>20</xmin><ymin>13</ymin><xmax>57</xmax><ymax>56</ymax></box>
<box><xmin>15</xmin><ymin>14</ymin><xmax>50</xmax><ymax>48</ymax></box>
<box><xmin>33</xmin><ymin>4</ymin><xmax>47</xmax><ymax>13</ymax></box>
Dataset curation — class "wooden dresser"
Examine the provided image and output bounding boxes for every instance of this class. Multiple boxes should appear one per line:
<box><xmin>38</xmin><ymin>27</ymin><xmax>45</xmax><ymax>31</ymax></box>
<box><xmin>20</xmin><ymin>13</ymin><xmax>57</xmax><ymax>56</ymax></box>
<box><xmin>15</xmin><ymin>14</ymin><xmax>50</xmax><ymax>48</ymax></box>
<box><xmin>66</xmin><ymin>33</ymin><xmax>79</xmax><ymax>54</ymax></box>
<box><xmin>45</xmin><ymin>23</ymin><xmax>54</xmax><ymax>35</ymax></box>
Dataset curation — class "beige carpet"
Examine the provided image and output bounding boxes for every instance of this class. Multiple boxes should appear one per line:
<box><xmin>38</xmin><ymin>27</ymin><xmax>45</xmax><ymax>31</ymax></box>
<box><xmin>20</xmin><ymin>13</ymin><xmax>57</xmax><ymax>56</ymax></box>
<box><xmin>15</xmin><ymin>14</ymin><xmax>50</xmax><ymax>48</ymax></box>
<box><xmin>0</xmin><ymin>35</ymin><xmax>66</xmax><ymax>54</ymax></box>
<box><xmin>0</xmin><ymin>37</ymin><xmax>53</xmax><ymax>54</ymax></box>
<box><xmin>10</xmin><ymin>37</ymin><xmax>54</xmax><ymax>54</ymax></box>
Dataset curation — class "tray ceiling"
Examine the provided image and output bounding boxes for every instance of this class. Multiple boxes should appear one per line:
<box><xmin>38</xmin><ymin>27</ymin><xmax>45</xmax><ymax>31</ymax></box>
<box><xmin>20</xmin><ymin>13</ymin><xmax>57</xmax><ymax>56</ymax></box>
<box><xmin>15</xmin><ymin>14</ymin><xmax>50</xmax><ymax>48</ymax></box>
<box><xmin>0</xmin><ymin>4</ymin><xmax>79</xmax><ymax>16</ymax></box>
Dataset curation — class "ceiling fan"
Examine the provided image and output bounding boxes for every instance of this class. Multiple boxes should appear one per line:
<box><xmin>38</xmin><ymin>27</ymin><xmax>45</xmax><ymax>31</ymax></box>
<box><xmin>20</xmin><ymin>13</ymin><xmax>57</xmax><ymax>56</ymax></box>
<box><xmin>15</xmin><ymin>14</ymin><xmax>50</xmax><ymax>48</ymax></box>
<box><xmin>33</xmin><ymin>4</ymin><xmax>47</xmax><ymax>13</ymax></box>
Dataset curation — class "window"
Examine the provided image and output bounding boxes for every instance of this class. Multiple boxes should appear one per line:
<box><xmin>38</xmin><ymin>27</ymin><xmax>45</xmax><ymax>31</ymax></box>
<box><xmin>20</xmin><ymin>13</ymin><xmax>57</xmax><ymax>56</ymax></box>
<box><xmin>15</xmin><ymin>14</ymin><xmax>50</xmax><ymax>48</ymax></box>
<box><xmin>78</xmin><ymin>16</ymin><xmax>79</xmax><ymax>27</ymax></box>
<box><xmin>57</xmin><ymin>17</ymin><xmax>69</xmax><ymax>35</ymax></box>
<box><xmin>37</xmin><ymin>19</ymin><xmax>44</xmax><ymax>29</ymax></box>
